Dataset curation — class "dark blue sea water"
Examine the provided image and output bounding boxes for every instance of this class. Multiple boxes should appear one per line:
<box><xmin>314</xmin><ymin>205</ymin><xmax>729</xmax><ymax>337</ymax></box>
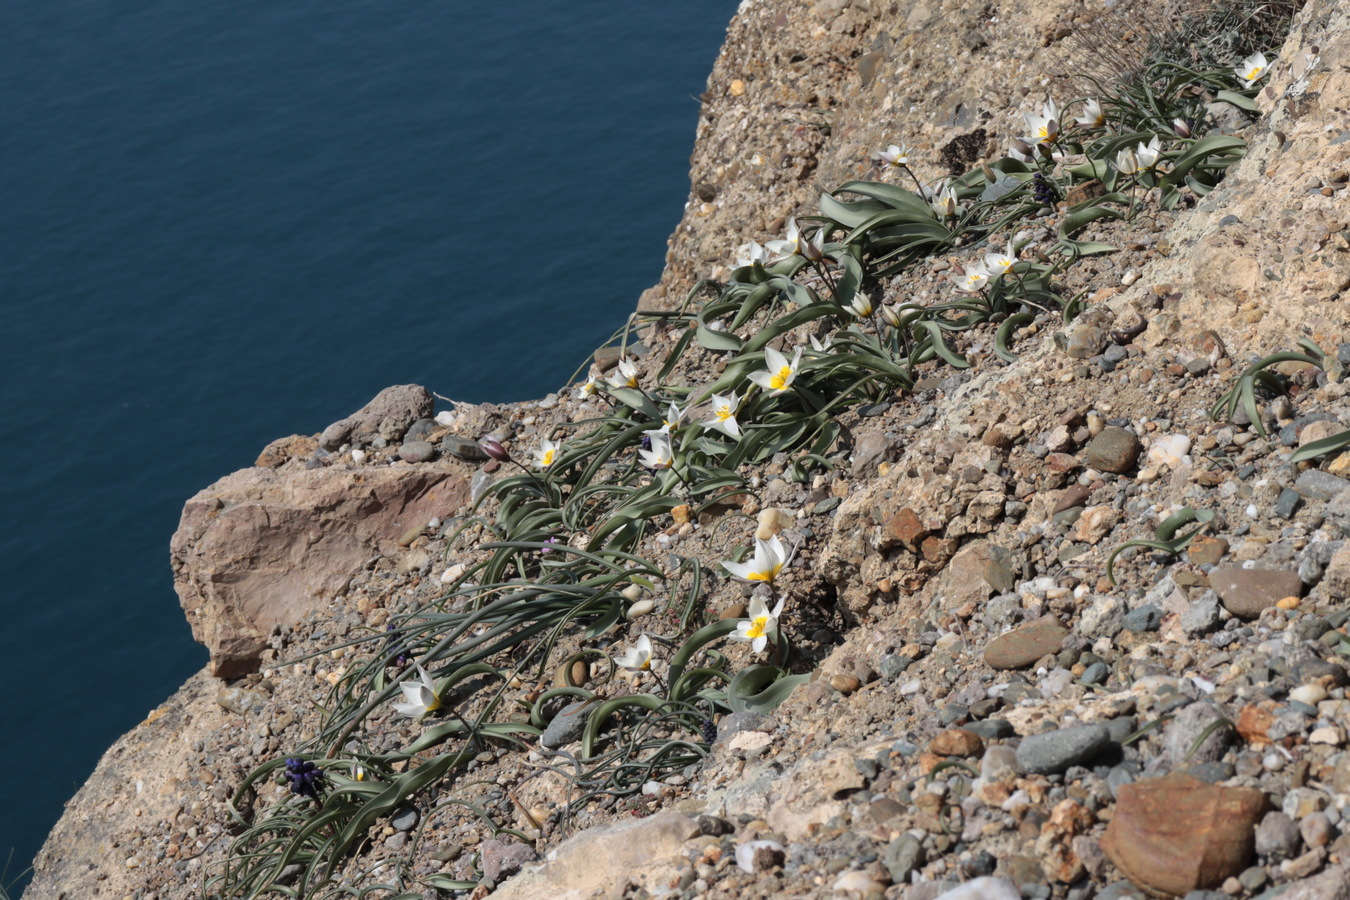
<box><xmin>0</xmin><ymin>2</ymin><xmax>734</xmax><ymax>889</ymax></box>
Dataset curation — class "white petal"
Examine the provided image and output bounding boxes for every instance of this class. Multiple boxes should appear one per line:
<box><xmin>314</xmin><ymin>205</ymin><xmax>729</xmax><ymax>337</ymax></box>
<box><xmin>722</xmin><ymin>559</ymin><xmax>757</xmax><ymax>581</ymax></box>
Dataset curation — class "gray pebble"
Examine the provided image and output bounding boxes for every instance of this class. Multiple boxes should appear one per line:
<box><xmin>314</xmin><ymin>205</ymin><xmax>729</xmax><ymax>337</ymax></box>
<box><xmin>1104</xmin><ymin>717</ymin><xmax>1137</xmax><ymax>745</ymax></box>
<box><xmin>1238</xmin><ymin>866</ymin><xmax>1268</xmax><ymax>891</ymax></box>
<box><xmin>1080</xmin><ymin>662</ymin><xmax>1109</xmax><ymax>685</ymax></box>
<box><xmin>882</xmin><ymin>833</ymin><xmax>925</xmax><ymax>884</ymax></box>
<box><xmin>540</xmin><ymin>700</ymin><xmax>591</xmax><ymax>749</ymax></box>
<box><xmin>878</xmin><ymin>654</ymin><xmax>911</xmax><ymax>680</ymax></box>
<box><xmin>1255</xmin><ymin>810</ymin><xmax>1302</xmax><ymax>860</ymax></box>
<box><xmin>1275</xmin><ymin>488</ymin><xmax>1304</xmax><ymax>520</ymax></box>
<box><xmin>404</xmin><ymin>417</ymin><xmax>436</xmax><ymax>442</ymax></box>
<box><xmin>1122</xmin><ymin>604</ymin><xmax>1162</xmax><ymax>633</ymax></box>
<box><xmin>1016</xmin><ymin>723</ymin><xmax>1111</xmax><ymax>775</ymax></box>
<box><xmin>398</xmin><ymin>440</ymin><xmax>436</xmax><ymax>463</ymax></box>
<box><xmin>391</xmin><ymin>807</ymin><xmax>418</xmax><ymax>832</ymax></box>
<box><xmin>1181</xmin><ymin>591</ymin><xmax>1223</xmax><ymax>636</ymax></box>
<box><xmin>1164</xmin><ymin>703</ymin><xmax>1234</xmax><ymax>767</ymax></box>
<box><xmin>966</xmin><ymin>719</ymin><xmax>1014</xmax><ymax>740</ymax></box>
<box><xmin>716</xmin><ymin>711</ymin><xmax>769</xmax><ymax>742</ymax></box>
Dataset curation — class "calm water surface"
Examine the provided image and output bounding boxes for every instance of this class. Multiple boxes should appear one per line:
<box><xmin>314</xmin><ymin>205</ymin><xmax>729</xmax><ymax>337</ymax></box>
<box><xmin>0</xmin><ymin>2</ymin><xmax>734</xmax><ymax>888</ymax></box>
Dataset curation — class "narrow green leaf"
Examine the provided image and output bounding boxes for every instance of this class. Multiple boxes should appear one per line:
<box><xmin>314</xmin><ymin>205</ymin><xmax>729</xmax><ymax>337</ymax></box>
<box><xmin>1215</xmin><ymin>89</ymin><xmax>1258</xmax><ymax>112</ymax></box>
<box><xmin>1291</xmin><ymin>428</ymin><xmax>1350</xmax><ymax>464</ymax></box>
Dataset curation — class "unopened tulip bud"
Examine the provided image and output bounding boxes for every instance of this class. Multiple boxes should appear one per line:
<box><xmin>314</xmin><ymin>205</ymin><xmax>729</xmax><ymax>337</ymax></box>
<box><xmin>1172</xmin><ymin>117</ymin><xmax>1192</xmax><ymax>138</ymax></box>
<box><xmin>881</xmin><ymin>305</ymin><xmax>903</xmax><ymax>328</ymax></box>
<box><xmin>480</xmin><ymin>438</ymin><xmax>511</xmax><ymax>462</ymax></box>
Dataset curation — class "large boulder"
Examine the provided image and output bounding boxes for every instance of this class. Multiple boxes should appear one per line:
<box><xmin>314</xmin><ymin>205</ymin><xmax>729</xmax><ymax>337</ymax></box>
<box><xmin>318</xmin><ymin>384</ymin><xmax>434</xmax><ymax>449</ymax></box>
<box><xmin>171</xmin><ymin>463</ymin><xmax>469</xmax><ymax>677</ymax></box>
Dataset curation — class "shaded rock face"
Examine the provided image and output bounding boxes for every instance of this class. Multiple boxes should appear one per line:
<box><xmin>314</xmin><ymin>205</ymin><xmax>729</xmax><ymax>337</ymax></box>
<box><xmin>171</xmin><ymin>463</ymin><xmax>469</xmax><ymax>677</ymax></box>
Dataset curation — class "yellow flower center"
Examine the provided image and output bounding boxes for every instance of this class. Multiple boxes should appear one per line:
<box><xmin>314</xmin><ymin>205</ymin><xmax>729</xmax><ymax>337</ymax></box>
<box><xmin>745</xmin><ymin>615</ymin><xmax>771</xmax><ymax>638</ymax></box>
<box><xmin>541</xmin><ymin>449</ymin><xmax>555</xmax><ymax>467</ymax></box>
<box><xmin>716</xmin><ymin>405</ymin><xmax>732</xmax><ymax>421</ymax></box>
<box><xmin>1245</xmin><ymin>65</ymin><xmax>1263</xmax><ymax>81</ymax></box>
<box><xmin>426</xmin><ymin>695</ymin><xmax>442</xmax><ymax>713</ymax></box>
<box><xmin>769</xmin><ymin>366</ymin><xmax>793</xmax><ymax>390</ymax></box>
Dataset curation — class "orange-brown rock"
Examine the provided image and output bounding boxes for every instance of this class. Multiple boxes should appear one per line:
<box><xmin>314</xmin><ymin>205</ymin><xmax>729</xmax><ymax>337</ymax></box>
<box><xmin>1237</xmin><ymin>702</ymin><xmax>1278</xmax><ymax>746</ymax></box>
<box><xmin>929</xmin><ymin>728</ymin><xmax>984</xmax><ymax>758</ymax></box>
<box><xmin>883</xmin><ymin>506</ymin><xmax>928</xmax><ymax>551</ymax></box>
<box><xmin>1101</xmin><ymin>773</ymin><xmax>1267</xmax><ymax>897</ymax></box>
<box><xmin>1036</xmin><ymin>799</ymin><xmax>1095</xmax><ymax>883</ymax></box>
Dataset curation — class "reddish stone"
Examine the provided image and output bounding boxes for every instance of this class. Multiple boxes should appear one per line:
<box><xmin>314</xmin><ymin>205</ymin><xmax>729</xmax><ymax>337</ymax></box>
<box><xmin>984</xmin><ymin>617</ymin><xmax>1069</xmax><ymax>670</ymax></box>
<box><xmin>884</xmin><ymin>507</ymin><xmax>929</xmax><ymax>551</ymax></box>
<box><xmin>1101</xmin><ymin>773</ymin><xmax>1266</xmax><ymax>897</ymax></box>
<box><xmin>1046</xmin><ymin>452</ymin><xmax>1080</xmax><ymax>473</ymax></box>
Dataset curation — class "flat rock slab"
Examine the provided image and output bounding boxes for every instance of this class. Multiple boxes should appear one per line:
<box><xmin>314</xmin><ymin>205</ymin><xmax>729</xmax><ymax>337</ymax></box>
<box><xmin>1101</xmin><ymin>773</ymin><xmax>1266</xmax><ymax>897</ymax></box>
<box><xmin>1015</xmin><ymin>723</ymin><xmax>1110</xmax><ymax>775</ymax></box>
<box><xmin>1209</xmin><ymin>565</ymin><xmax>1302</xmax><ymax>618</ymax></box>
<box><xmin>493</xmin><ymin>812</ymin><xmax>701</xmax><ymax>900</ymax></box>
<box><xmin>985</xmin><ymin>616</ymin><xmax>1068</xmax><ymax>669</ymax></box>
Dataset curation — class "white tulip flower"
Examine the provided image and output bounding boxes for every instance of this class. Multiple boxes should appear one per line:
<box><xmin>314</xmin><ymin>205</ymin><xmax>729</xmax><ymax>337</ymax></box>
<box><xmin>392</xmin><ymin>664</ymin><xmax>442</xmax><ymax>719</ymax></box>
<box><xmin>1075</xmin><ymin>99</ymin><xmax>1105</xmax><ymax>128</ymax></box>
<box><xmin>533</xmin><ymin>438</ymin><xmax>561</xmax><ymax>469</ymax></box>
<box><xmin>953</xmin><ymin>265</ymin><xmax>990</xmax><ymax>293</ymax></box>
<box><xmin>701</xmin><ymin>391</ymin><xmax>743</xmax><ymax>439</ymax></box>
<box><xmin>638</xmin><ymin>431</ymin><xmax>675</xmax><ymax>470</ymax></box>
<box><xmin>845</xmin><ymin>291</ymin><xmax>874</xmax><ymax>318</ymax></box>
<box><xmin>613</xmin><ymin>634</ymin><xmax>654</xmax><ymax>672</ymax></box>
<box><xmin>1235</xmin><ymin>51</ymin><xmax>1269</xmax><ymax>87</ymax></box>
<box><xmin>607</xmin><ymin>358</ymin><xmax>639</xmax><ymax>390</ymax></box>
<box><xmin>722</xmin><ymin>535</ymin><xmax>790</xmax><ymax>584</ymax></box>
<box><xmin>731</xmin><ymin>595</ymin><xmax>787</xmax><ymax>654</ymax></box>
<box><xmin>877</xmin><ymin>144</ymin><xmax>914</xmax><ymax>170</ymax></box>
<box><xmin>748</xmin><ymin>347</ymin><xmax>803</xmax><ymax>395</ymax></box>
<box><xmin>1022</xmin><ymin>99</ymin><xmax>1060</xmax><ymax>146</ymax></box>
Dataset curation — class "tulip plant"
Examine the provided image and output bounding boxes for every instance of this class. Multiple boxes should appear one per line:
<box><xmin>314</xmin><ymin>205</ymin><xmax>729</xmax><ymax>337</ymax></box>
<box><xmin>214</xmin><ymin>35</ymin><xmax>1285</xmax><ymax>899</ymax></box>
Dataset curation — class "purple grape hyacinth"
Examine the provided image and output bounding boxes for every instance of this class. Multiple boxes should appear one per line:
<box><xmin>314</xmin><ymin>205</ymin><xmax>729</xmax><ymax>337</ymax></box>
<box><xmin>283</xmin><ymin>758</ymin><xmax>325</xmax><ymax>800</ymax></box>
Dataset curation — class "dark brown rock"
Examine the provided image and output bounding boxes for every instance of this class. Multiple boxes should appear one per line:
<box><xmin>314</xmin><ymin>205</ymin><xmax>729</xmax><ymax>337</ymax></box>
<box><xmin>1209</xmin><ymin>565</ymin><xmax>1303</xmax><ymax>619</ymax></box>
<box><xmin>984</xmin><ymin>617</ymin><xmax>1069</xmax><ymax>670</ymax></box>
<box><xmin>1101</xmin><ymin>773</ymin><xmax>1266</xmax><ymax>897</ymax></box>
<box><xmin>1082</xmin><ymin>426</ymin><xmax>1141</xmax><ymax>474</ymax></box>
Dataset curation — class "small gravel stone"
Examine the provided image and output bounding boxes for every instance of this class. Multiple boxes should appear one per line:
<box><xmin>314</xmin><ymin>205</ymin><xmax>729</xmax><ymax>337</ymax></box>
<box><xmin>398</xmin><ymin>439</ymin><xmax>436</xmax><ymax>463</ymax></box>
<box><xmin>1080</xmin><ymin>661</ymin><xmax>1109</xmax><ymax>685</ymax></box>
<box><xmin>883</xmin><ymin>833</ymin><xmax>925</xmax><ymax>883</ymax></box>
<box><xmin>1275</xmin><ymin>488</ymin><xmax>1304</xmax><ymax>519</ymax></box>
<box><xmin>1301</xmin><ymin>811</ymin><xmax>1333</xmax><ymax>848</ymax></box>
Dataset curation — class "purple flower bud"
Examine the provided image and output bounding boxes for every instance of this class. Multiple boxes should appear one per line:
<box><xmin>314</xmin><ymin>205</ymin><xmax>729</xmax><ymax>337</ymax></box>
<box><xmin>480</xmin><ymin>438</ymin><xmax>511</xmax><ymax>462</ymax></box>
<box><xmin>1172</xmin><ymin>117</ymin><xmax>1192</xmax><ymax>138</ymax></box>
